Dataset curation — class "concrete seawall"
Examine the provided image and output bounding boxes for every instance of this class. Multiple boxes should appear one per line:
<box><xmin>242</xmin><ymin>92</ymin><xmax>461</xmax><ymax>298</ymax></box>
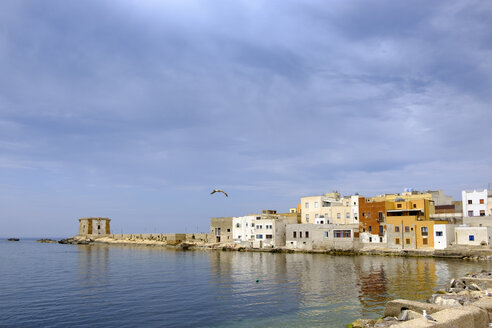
<box><xmin>63</xmin><ymin>234</ymin><xmax>492</xmax><ymax>261</ymax></box>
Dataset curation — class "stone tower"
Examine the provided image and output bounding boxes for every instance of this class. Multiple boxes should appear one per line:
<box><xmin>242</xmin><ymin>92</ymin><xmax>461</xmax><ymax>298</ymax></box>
<box><xmin>78</xmin><ymin>217</ymin><xmax>111</xmax><ymax>236</ymax></box>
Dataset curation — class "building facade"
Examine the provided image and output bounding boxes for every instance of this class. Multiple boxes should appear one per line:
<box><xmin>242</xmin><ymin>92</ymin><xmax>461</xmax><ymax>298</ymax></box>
<box><xmin>455</xmin><ymin>226</ymin><xmax>492</xmax><ymax>246</ymax></box>
<box><xmin>433</xmin><ymin>224</ymin><xmax>456</xmax><ymax>250</ymax></box>
<box><xmin>78</xmin><ymin>217</ymin><xmax>111</xmax><ymax>236</ymax></box>
<box><xmin>210</xmin><ymin>217</ymin><xmax>233</xmax><ymax>244</ymax></box>
<box><xmin>462</xmin><ymin>189</ymin><xmax>490</xmax><ymax>217</ymax></box>
<box><xmin>286</xmin><ymin>224</ymin><xmax>360</xmax><ymax>250</ymax></box>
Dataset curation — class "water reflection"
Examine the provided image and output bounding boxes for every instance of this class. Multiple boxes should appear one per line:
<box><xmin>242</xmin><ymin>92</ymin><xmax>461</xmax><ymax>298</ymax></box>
<box><xmin>77</xmin><ymin>245</ymin><xmax>110</xmax><ymax>294</ymax></box>
<box><xmin>207</xmin><ymin>251</ymin><xmax>492</xmax><ymax>327</ymax></box>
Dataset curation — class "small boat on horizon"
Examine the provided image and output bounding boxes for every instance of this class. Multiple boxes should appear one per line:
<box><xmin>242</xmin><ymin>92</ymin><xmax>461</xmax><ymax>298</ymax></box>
<box><xmin>7</xmin><ymin>238</ymin><xmax>20</xmax><ymax>241</ymax></box>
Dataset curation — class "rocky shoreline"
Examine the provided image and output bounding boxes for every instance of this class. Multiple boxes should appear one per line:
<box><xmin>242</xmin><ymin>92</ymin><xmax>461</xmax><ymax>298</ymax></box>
<box><xmin>349</xmin><ymin>270</ymin><xmax>492</xmax><ymax>328</ymax></box>
<box><xmin>56</xmin><ymin>235</ymin><xmax>492</xmax><ymax>261</ymax></box>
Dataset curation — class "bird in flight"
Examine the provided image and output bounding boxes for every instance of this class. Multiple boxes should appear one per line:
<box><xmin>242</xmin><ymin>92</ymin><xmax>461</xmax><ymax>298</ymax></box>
<box><xmin>423</xmin><ymin>310</ymin><xmax>437</xmax><ymax>322</ymax></box>
<box><xmin>211</xmin><ymin>189</ymin><xmax>228</xmax><ymax>197</ymax></box>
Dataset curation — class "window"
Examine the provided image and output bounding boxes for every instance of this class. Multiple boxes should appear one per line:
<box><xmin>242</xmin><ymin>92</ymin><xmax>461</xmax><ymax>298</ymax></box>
<box><xmin>305</xmin><ymin>202</ymin><xmax>309</xmax><ymax>208</ymax></box>
<box><xmin>480</xmin><ymin>210</ymin><xmax>486</xmax><ymax>216</ymax></box>
<box><xmin>421</xmin><ymin>227</ymin><xmax>428</xmax><ymax>236</ymax></box>
<box><xmin>337</xmin><ymin>213</ymin><xmax>341</xmax><ymax>219</ymax></box>
<box><xmin>480</xmin><ymin>199</ymin><xmax>485</xmax><ymax>204</ymax></box>
<box><xmin>423</xmin><ymin>238</ymin><xmax>428</xmax><ymax>245</ymax></box>
<box><xmin>293</xmin><ymin>231</ymin><xmax>297</xmax><ymax>238</ymax></box>
<box><xmin>238</xmin><ymin>236</ymin><xmax>241</xmax><ymax>239</ymax></box>
<box><xmin>246</xmin><ymin>223</ymin><xmax>248</xmax><ymax>227</ymax></box>
<box><xmin>324</xmin><ymin>231</ymin><xmax>329</xmax><ymax>238</ymax></box>
<box><xmin>98</xmin><ymin>225</ymin><xmax>101</xmax><ymax>230</ymax></box>
<box><xmin>315</xmin><ymin>214</ymin><xmax>319</xmax><ymax>219</ymax></box>
<box><xmin>405</xmin><ymin>226</ymin><xmax>410</xmax><ymax>233</ymax></box>
<box><xmin>306</xmin><ymin>214</ymin><xmax>309</xmax><ymax>222</ymax></box>
<box><xmin>468</xmin><ymin>211</ymin><xmax>473</xmax><ymax>217</ymax></box>
<box><xmin>378</xmin><ymin>212</ymin><xmax>383</xmax><ymax>220</ymax></box>
<box><xmin>379</xmin><ymin>237</ymin><xmax>383</xmax><ymax>242</ymax></box>
<box><xmin>299</xmin><ymin>232</ymin><xmax>303</xmax><ymax>238</ymax></box>
<box><xmin>468</xmin><ymin>200</ymin><xmax>473</xmax><ymax>204</ymax></box>
<box><xmin>314</xmin><ymin>202</ymin><xmax>319</xmax><ymax>208</ymax></box>
<box><xmin>344</xmin><ymin>230</ymin><xmax>351</xmax><ymax>238</ymax></box>
<box><xmin>436</xmin><ymin>231</ymin><xmax>443</xmax><ymax>237</ymax></box>
<box><xmin>252</xmin><ymin>223</ymin><xmax>255</xmax><ymax>227</ymax></box>
<box><xmin>369</xmin><ymin>237</ymin><xmax>372</xmax><ymax>242</ymax></box>
<box><xmin>369</xmin><ymin>226</ymin><xmax>372</xmax><ymax>232</ymax></box>
<box><xmin>305</xmin><ymin>231</ymin><xmax>309</xmax><ymax>238</ymax></box>
<box><xmin>397</xmin><ymin>203</ymin><xmax>402</xmax><ymax>208</ymax></box>
<box><xmin>395</xmin><ymin>238</ymin><xmax>400</xmax><ymax>244</ymax></box>
<box><xmin>469</xmin><ymin>235</ymin><xmax>475</xmax><ymax>241</ymax></box>
<box><xmin>395</xmin><ymin>226</ymin><xmax>400</xmax><ymax>233</ymax></box>
<box><xmin>256</xmin><ymin>234</ymin><xmax>263</xmax><ymax>239</ymax></box>
<box><xmin>227</xmin><ymin>228</ymin><xmax>231</xmax><ymax>232</ymax></box>
<box><xmin>362</xmin><ymin>212</ymin><xmax>365</xmax><ymax>217</ymax></box>
<box><xmin>346</xmin><ymin>213</ymin><xmax>350</xmax><ymax>219</ymax></box>
<box><xmin>257</xmin><ymin>225</ymin><xmax>262</xmax><ymax>229</ymax></box>
<box><xmin>236</xmin><ymin>223</ymin><xmax>240</xmax><ymax>228</ymax></box>
<box><xmin>266</xmin><ymin>234</ymin><xmax>273</xmax><ymax>239</ymax></box>
<box><xmin>413</xmin><ymin>204</ymin><xmax>417</xmax><ymax>208</ymax></box>
<box><xmin>405</xmin><ymin>238</ymin><xmax>411</xmax><ymax>244</ymax></box>
<box><xmin>256</xmin><ymin>217</ymin><xmax>261</xmax><ymax>220</ymax></box>
<box><xmin>334</xmin><ymin>230</ymin><xmax>342</xmax><ymax>238</ymax></box>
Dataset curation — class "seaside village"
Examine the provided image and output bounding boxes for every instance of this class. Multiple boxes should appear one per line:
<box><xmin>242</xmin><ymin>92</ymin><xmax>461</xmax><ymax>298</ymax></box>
<box><xmin>77</xmin><ymin>188</ymin><xmax>492</xmax><ymax>252</ymax></box>
<box><xmin>208</xmin><ymin>188</ymin><xmax>492</xmax><ymax>252</ymax></box>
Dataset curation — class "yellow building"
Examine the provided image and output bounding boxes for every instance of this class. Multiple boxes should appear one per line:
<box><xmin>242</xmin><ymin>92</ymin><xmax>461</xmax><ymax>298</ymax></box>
<box><xmin>385</xmin><ymin>198</ymin><xmax>440</xmax><ymax>249</ymax></box>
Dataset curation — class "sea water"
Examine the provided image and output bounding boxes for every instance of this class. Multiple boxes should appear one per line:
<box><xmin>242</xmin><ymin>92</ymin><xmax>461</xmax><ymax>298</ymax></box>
<box><xmin>1</xmin><ymin>239</ymin><xmax>490</xmax><ymax>328</ymax></box>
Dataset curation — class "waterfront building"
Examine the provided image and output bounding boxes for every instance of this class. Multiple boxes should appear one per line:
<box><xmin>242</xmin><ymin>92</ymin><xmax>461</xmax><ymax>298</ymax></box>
<box><xmin>210</xmin><ymin>217</ymin><xmax>233</xmax><ymax>244</ymax></box>
<box><xmin>433</xmin><ymin>224</ymin><xmax>457</xmax><ymax>249</ymax></box>
<box><xmin>251</xmin><ymin>213</ymin><xmax>298</xmax><ymax>248</ymax></box>
<box><xmin>285</xmin><ymin>223</ymin><xmax>360</xmax><ymax>250</ymax></box>
<box><xmin>300</xmin><ymin>192</ymin><xmax>340</xmax><ymax>224</ymax></box>
<box><xmin>331</xmin><ymin>196</ymin><xmax>359</xmax><ymax>225</ymax></box>
<box><xmin>78</xmin><ymin>217</ymin><xmax>111</xmax><ymax>236</ymax></box>
<box><xmin>232</xmin><ymin>215</ymin><xmax>256</xmax><ymax>246</ymax></box>
<box><xmin>385</xmin><ymin>218</ymin><xmax>438</xmax><ymax>250</ymax></box>
<box><xmin>455</xmin><ymin>225</ymin><xmax>492</xmax><ymax>246</ymax></box>
<box><xmin>462</xmin><ymin>189</ymin><xmax>491</xmax><ymax>217</ymax></box>
<box><xmin>358</xmin><ymin>197</ymin><xmax>388</xmax><ymax>245</ymax></box>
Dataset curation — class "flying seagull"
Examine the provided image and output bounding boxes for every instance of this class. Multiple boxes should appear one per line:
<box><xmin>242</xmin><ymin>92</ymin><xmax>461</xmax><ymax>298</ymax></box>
<box><xmin>423</xmin><ymin>310</ymin><xmax>437</xmax><ymax>322</ymax></box>
<box><xmin>211</xmin><ymin>189</ymin><xmax>228</xmax><ymax>197</ymax></box>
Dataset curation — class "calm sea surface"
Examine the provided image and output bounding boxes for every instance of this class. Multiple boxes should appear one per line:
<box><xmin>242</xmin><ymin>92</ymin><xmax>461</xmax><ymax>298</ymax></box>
<box><xmin>1</xmin><ymin>240</ymin><xmax>491</xmax><ymax>328</ymax></box>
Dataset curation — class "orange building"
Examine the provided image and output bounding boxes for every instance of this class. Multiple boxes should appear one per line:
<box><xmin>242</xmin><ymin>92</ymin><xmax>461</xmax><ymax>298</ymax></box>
<box><xmin>359</xmin><ymin>197</ymin><xmax>388</xmax><ymax>240</ymax></box>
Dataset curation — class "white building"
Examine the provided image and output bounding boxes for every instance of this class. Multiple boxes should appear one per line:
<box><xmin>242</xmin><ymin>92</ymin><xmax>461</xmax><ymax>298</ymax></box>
<box><xmin>252</xmin><ymin>216</ymin><xmax>298</xmax><ymax>248</ymax></box>
<box><xmin>462</xmin><ymin>189</ymin><xmax>490</xmax><ymax>217</ymax></box>
<box><xmin>232</xmin><ymin>216</ymin><xmax>256</xmax><ymax>245</ymax></box>
<box><xmin>455</xmin><ymin>225</ymin><xmax>492</xmax><ymax>246</ymax></box>
<box><xmin>433</xmin><ymin>224</ymin><xmax>456</xmax><ymax>250</ymax></box>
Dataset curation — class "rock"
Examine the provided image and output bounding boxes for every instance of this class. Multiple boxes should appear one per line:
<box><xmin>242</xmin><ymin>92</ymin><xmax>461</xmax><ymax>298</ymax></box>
<box><xmin>467</xmin><ymin>283</ymin><xmax>482</xmax><ymax>291</ymax></box>
<box><xmin>457</xmin><ymin>290</ymin><xmax>470</xmax><ymax>296</ymax></box>
<box><xmin>440</xmin><ymin>298</ymin><xmax>462</xmax><ymax>307</ymax></box>
<box><xmin>36</xmin><ymin>239</ymin><xmax>57</xmax><ymax>243</ymax></box>
<box><xmin>406</xmin><ymin>310</ymin><xmax>423</xmax><ymax>321</ymax></box>
<box><xmin>350</xmin><ymin>318</ymin><xmax>376</xmax><ymax>328</ymax></box>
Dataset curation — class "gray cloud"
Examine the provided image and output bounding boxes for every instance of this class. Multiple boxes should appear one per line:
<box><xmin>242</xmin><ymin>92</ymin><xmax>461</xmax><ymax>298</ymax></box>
<box><xmin>0</xmin><ymin>0</ymin><xmax>491</xmax><ymax>236</ymax></box>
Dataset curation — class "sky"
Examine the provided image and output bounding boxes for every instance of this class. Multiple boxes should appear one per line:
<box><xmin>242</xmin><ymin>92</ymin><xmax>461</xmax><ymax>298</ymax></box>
<box><xmin>1</xmin><ymin>0</ymin><xmax>491</xmax><ymax>237</ymax></box>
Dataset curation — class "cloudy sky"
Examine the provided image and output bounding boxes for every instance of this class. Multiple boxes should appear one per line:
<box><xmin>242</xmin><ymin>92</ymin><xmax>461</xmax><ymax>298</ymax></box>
<box><xmin>1</xmin><ymin>0</ymin><xmax>491</xmax><ymax>237</ymax></box>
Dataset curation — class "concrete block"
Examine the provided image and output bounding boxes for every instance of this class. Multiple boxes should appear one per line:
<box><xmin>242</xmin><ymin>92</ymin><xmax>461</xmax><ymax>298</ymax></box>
<box><xmin>390</xmin><ymin>306</ymin><xmax>488</xmax><ymax>328</ymax></box>
<box><xmin>384</xmin><ymin>299</ymin><xmax>445</xmax><ymax>317</ymax></box>
<box><xmin>471</xmin><ymin>297</ymin><xmax>492</xmax><ymax>314</ymax></box>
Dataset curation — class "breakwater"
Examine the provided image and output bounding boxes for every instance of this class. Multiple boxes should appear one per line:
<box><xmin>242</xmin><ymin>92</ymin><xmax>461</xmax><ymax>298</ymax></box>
<box><xmin>60</xmin><ymin>234</ymin><xmax>492</xmax><ymax>261</ymax></box>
